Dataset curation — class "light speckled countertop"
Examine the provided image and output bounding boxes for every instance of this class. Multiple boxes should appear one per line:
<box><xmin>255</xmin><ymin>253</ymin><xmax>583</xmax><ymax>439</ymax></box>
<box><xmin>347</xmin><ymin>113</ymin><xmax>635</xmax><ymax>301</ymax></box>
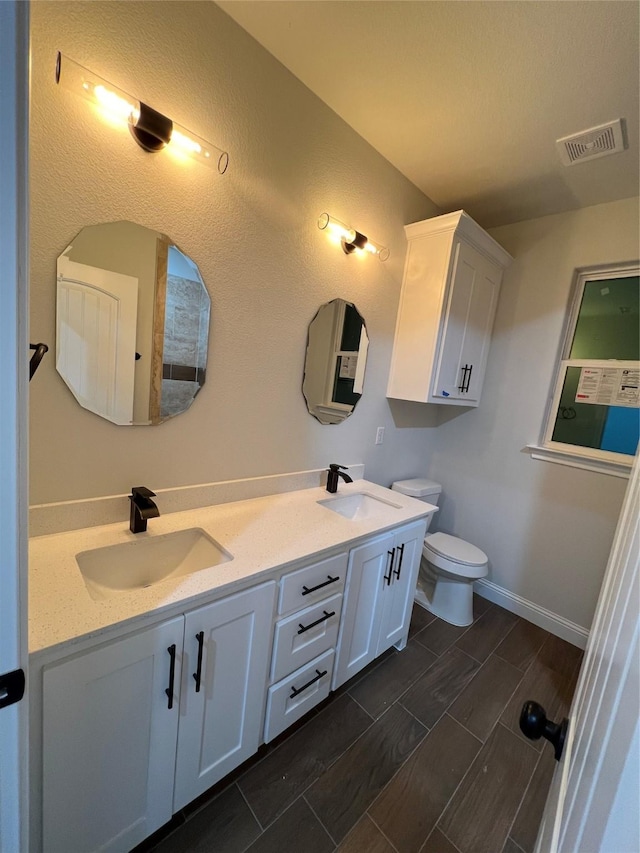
<box><xmin>29</xmin><ymin>480</ymin><xmax>435</xmax><ymax>656</ymax></box>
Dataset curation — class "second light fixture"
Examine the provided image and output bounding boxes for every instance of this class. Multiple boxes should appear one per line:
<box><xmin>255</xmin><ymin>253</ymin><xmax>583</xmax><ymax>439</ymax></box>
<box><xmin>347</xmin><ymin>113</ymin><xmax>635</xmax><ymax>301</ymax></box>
<box><xmin>317</xmin><ymin>213</ymin><xmax>389</xmax><ymax>261</ymax></box>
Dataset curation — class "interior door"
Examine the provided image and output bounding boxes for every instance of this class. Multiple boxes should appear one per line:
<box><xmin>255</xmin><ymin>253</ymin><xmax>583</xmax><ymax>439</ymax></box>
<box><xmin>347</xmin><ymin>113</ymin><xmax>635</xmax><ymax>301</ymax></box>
<box><xmin>57</xmin><ymin>256</ymin><xmax>139</xmax><ymax>425</ymax></box>
<box><xmin>0</xmin><ymin>4</ymin><xmax>29</xmax><ymax>852</ymax></box>
<box><xmin>534</xmin><ymin>452</ymin><xmax>639</xmax><ymax>852</ymax></box>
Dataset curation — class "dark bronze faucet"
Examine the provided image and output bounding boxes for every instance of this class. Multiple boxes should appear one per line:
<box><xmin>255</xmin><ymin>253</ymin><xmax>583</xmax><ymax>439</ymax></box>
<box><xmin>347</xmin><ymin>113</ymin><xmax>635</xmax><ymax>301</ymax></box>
<box><xmin>326</xmin><ymin>464</ymin><xmax>353</xmax><ymax>494</ymax></box>
<box><xmin>129</xmin><ymin>486</ymin><xmax>160</xmax><ymax>533</ymax></box>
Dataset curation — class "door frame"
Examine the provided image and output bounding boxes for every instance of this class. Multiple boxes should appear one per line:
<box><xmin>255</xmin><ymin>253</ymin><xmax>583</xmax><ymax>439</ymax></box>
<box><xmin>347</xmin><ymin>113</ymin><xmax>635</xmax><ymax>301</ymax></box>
<box><xmin>0</xmin><ymin>2</ymin><xmax>30</xmax><ymax>851</ymax></box>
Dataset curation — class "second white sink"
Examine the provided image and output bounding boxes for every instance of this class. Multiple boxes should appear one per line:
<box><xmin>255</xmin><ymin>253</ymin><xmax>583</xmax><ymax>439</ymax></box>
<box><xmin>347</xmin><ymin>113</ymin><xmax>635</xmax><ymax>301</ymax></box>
<box><xmin>318</xmin><ymin>491</ymin><xmax>402</xmax><ymax>521</ymax></box>
<box><xmin>76</xmin><ymin>528</ymin><xmax>233</xmax><ymax>600</ymax></box>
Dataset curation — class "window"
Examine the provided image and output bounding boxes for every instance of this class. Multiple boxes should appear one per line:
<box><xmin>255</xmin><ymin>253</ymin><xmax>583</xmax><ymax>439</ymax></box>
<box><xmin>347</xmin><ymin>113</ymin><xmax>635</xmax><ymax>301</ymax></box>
<box><xmin>536</xmin><ymin>263</ymin><xmax>639</xmax><ymax>476</ymax></box>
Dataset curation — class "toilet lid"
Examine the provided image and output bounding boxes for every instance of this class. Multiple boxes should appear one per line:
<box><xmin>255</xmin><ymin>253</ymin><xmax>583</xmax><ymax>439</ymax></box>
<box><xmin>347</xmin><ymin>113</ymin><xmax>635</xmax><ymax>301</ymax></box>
<box><xmin>425</xmin><ymin>532</ymin><xmax>487</xmax><ymax>566</ymax></box>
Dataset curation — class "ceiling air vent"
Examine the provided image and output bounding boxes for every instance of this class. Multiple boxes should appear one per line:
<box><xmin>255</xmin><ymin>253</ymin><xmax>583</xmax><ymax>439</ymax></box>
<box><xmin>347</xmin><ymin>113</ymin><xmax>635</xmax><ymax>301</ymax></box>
<box><xmin>556</xmin><ymin>119</ymin><xmax>626</xmax><ymax>166</ymax></box>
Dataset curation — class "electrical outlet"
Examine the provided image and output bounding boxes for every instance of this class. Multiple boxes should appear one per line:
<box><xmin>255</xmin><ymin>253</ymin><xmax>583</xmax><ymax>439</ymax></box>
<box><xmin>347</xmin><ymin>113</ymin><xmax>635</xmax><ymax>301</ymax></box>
<box><xmin>375</xmin><ymin>427</ymin><xmax>385</xmax><ymax>445</ymax></box>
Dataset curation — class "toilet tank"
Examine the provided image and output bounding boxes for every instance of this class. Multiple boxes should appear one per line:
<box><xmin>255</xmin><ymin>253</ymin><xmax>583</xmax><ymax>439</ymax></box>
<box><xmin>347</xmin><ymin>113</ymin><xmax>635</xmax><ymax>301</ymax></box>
<box><xmin>391</xmin><ymin>478</ymin><xmax>441</xmax><ymax>532</ymax></box>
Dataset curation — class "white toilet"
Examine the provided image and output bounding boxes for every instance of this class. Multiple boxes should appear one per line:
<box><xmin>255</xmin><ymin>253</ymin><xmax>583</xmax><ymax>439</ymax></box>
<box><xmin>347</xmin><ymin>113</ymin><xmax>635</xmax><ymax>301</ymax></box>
<box><xmin>391</xmin><ymin>478</ymin><xmax>488</xmax><ymax>627</ymax></box>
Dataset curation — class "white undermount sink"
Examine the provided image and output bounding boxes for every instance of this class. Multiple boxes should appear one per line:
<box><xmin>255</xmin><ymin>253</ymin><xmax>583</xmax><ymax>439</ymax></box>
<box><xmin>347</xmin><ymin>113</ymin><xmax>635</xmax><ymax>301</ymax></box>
<box><xmin>318</xmin><ymin>491</ymin><xmax>402</xmax><ymax>521</ymax></box>
<box><xmin>76</xmin><ymin>528</ymin><xmax>233</xmax><ymax>601</ymax></box>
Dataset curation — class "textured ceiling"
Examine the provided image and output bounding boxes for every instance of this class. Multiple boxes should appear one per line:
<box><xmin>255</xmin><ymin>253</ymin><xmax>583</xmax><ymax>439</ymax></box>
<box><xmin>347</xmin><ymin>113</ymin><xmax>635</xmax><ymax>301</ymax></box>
<box><xmin>217</xmin><ymin>1</ymin><xmax>640</xmax><ymax>227</ymax></box>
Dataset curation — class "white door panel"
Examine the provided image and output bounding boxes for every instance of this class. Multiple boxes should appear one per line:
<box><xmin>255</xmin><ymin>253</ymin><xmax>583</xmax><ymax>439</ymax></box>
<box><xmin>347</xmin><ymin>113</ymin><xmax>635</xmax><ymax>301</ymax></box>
<box><xmin>57</xmin><ymin>257</ymin><xmax>138</xmax><ymax>424</ymax></box>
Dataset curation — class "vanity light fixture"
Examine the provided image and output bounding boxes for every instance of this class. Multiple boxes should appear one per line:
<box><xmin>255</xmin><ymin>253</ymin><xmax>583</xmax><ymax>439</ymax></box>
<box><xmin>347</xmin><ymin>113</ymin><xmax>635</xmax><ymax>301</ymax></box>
<box><xmin>317</xmin><ymin>213</ymin><xmax>389</xmax><ymax>261</ymax></box>
<box><xmin>55</xmin><ymin>52</ymin><xmax>229</xmax><ymax>173</ymax></box>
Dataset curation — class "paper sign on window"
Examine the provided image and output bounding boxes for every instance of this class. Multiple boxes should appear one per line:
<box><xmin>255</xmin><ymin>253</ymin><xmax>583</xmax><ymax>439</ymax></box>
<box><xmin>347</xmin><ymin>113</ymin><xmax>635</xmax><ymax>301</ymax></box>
<box><xmin>339</xmin><ymin>355</ymin><xmax>358</xmax><ymax>380</ymax></box>
<box><xmin>576</xmin><ymin>367</ymin><xmax>639</xmax><ymax>407</ymax></box>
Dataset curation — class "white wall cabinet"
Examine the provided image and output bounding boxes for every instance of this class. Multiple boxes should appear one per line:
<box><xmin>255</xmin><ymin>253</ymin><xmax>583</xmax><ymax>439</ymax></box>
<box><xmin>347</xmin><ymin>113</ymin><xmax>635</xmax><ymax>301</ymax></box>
<box><xmin>332</xmin><ymin>519</ymin><xmax>426</xmax><ymax>690</ymax></box>
<box><xmin>41</xmin><ymin>582</ymin><xmax>276</xmax><ymax>853</ymax></box>
<box><xmin>387</xmin><ymin>210</ymin><xmax>512</xmax><ymax>407</ymax></box>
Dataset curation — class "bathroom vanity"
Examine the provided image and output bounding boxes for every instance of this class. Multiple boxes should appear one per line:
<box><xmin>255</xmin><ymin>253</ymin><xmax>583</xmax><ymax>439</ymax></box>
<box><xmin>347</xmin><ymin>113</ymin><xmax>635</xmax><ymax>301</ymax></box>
<box><xmin>28</xmin><ymin>479</ymin><xmax>435</xmax><ymax>853</ymax></box>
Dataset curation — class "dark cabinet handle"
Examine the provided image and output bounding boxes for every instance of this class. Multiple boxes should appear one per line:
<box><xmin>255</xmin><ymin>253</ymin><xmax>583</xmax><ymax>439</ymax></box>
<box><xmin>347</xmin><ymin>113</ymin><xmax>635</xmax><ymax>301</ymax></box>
<box><xmin>519</xmin><ymin>700</ymin><xmax>568</xmax><ymax>761</ymax></box>
<box><xmin>297</xmin><ymin>610</ymin><xmax>336</xmax><ymax>635</ymax></box>
<box><xmin>290</xmin><ymin>668</ymin><xmax>328</xmax><ymax>699</ymax></box>
<box><xmin>394</xmin><ymin>543</ymin><xmax>405</xmax><ymax>580</ymax></box>
<box><xmin>458</xmin><ymin>364</ymin><xmax>472</xmax><ymax>393</ymax></box>
<box><xmin>166</xmin><ymin>644</ymin><xmax>176</xmax><ymax>710</ymax></box>
<box><xmin>301</xmin><ymin>575</ymin><xmax>340</xmax><ymax>596</ymax></box>
<box><xmin>193</xmin><ymin>631</ymin><xmax>204</xmax><ymax>693</ymax></box>
<box><xmin>384</xmin><ymin>548</ymin><xmax>395</xmax><ymax>586</ymax></box>
<box><xmin>465</xmin><ymin>364</ymin><xmax>473</xmax><ymax>392</ymax></box>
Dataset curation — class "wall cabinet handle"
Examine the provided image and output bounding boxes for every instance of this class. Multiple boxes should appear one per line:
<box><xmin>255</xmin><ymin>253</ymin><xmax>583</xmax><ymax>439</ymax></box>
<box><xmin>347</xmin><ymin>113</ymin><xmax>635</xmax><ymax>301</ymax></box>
<box><xmin>289</xmin><ymin>668</ymin><xmax>328</xmax><ymax>699</ymax></box>
<box><xmin>301</xmin><ymin>575</ymin><xmax>340</xmax><ymax>596</ymax></box>
<box><xmin>384</xmin><ymin>548</ymin><xmax>395</xmax><ymax>586</ymax></box>
<box><xmin>297</xmin><ymin>610</ymin><xmax>336</xmax><ymax>635</ymax></box>
<box><xmin>193</xmin><ymin>631</ymin><xmax>204</xmax><ymax>693</ymax></box>
<box><xmin>458</xmin><ymin>363</ymin><xmax>473</xmax><ymax>393</ymax></box>
<box><xmin>165</xmin><ymin>644</ymin><xmax>176</xmax><ymax>710</ymax></box>
<box><xmin>394</xmin><ymin>543</ymin><xmax>405</xmax><ymax>580</ymax></box>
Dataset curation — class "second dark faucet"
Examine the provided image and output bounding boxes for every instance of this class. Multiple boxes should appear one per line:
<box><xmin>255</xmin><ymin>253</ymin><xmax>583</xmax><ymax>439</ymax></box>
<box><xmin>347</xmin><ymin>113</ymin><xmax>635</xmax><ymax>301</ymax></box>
<box><xmin>326</xmin><ymin>464</ymin><xmax>353</xmax><ymax>493</ymax></box>
<box><xmin>129</xmin><ymin>486</ymin><xmax>160</xmax><ymax>533</ymax></box>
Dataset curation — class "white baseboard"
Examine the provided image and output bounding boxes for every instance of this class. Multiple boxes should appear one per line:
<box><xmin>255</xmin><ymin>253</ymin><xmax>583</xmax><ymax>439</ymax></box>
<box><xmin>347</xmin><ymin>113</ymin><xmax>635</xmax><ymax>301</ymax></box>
<box><xmin>474</xmin><ymin>579</ymin><xmax>589</xmax><ymax>650</ymax></box>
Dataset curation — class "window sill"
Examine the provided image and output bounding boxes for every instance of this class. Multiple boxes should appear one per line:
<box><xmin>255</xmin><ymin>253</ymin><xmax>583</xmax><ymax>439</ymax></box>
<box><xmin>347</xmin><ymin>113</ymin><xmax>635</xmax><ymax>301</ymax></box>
<box><xmin>524</xmin><ymin>445</ymin><xmax>632</xmax><ymax>479</ymax></box>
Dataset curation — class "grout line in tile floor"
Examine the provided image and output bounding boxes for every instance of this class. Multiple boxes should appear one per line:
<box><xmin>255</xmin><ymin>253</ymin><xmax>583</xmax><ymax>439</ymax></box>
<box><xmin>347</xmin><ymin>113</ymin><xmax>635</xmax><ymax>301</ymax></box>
<box><xmin>301</xmin><ymin>793</ymin><xmax>339</xmax><ymax>848</ymax></box>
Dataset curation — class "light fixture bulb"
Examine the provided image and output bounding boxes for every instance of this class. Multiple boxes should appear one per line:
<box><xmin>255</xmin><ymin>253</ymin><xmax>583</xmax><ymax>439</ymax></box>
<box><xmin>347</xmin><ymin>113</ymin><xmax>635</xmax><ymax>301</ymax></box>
<box><xmin>92</xmin><ymin>84</ymin><xmax>139</xmax><ymax>124</ymax></box>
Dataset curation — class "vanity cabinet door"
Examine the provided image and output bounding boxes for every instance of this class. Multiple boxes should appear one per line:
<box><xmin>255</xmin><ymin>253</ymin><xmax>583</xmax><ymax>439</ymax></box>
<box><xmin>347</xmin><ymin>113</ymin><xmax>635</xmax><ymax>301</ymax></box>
<box><xmin>42</xmin><ymin>617</ymin><xmax>184</xmax><ymax>853</ymax></box>
<box><xmin>332</xmin><ymin>531</ymin><xmax>395</xmax><ymax>690</ymax></box>
<box><xmin>173</xmin><ymin>581</ymin><xmax>276</xmax><ymax>811</ymax></box>
<box><xmin>376</xmin><ymin>520</ymin><xmax>426</xmax><ymax>654</ymax></box>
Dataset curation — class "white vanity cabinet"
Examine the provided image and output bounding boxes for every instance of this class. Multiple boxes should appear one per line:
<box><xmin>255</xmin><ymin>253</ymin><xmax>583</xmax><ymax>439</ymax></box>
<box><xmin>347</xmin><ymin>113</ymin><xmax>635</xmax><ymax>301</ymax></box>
<box><xmin>387</xmin><ymin>210</ymin><xmax>512</xmax><ymax>407</ymax></box>
<box><xmin>332</xmin><ymin>519</ymin><xmax>426</xmax><ymax>690</ymax></box>
<box><xmin>41</xmin><ymin>582</ymin><xmax>276</xmax><ymax>853</ymax></box>
<box><xmin>34</xmin><ymin>502</ymin><xmax>433</xmax><ymax>853</ymax></box>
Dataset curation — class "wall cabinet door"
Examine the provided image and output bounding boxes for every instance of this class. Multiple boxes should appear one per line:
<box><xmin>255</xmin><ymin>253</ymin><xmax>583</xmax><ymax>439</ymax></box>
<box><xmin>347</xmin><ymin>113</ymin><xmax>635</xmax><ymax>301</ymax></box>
<box><xmin>431</xmin><ymin>239</ymin><xmax>502</xmax><ymax>404</ymax></box>
<box><xmin>42</xmin><ymin>617</ymin><xmax>184</xmax><ymax>853</ymax></box>
<box><xmin>173</xmin><ymin>581</ymin><xmax>276</xmax><ymax>811</ymax></box>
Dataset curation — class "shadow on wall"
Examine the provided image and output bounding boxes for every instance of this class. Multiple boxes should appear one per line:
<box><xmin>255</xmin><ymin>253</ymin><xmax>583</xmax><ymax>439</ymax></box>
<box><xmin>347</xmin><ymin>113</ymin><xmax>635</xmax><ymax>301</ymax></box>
<box><xmin>518</xmin><ymin>455</ymin><xmax>626</xmax><ymax>629</ymax></box>
<box><xmin>388</xmin><ymin>398</ymin><xmax>473</xmax><ymax>429</ymax></box>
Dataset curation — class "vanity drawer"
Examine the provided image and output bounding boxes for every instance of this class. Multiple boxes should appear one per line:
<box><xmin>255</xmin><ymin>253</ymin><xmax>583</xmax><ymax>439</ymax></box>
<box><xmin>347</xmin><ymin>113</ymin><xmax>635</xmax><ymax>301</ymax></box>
<box><xmin>271</xmin><ymin>592</ymin><xmax>342</xmax><ymax>683</ymax></box>
<box><xmin>264</xmin><ymin>649</ymin><xmax>334</xmax><ymax>743</ymax></box>
<box><xmin>278</xmin><ymin>553</ymin><xmax>347</xmax><ymax>615</ymax></box>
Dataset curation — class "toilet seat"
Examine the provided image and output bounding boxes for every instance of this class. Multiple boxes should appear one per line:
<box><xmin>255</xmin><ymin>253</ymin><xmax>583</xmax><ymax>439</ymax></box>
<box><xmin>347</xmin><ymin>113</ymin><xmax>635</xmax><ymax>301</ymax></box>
<box><xmin>423</xmin><ymin>532</ymin><xmax>488</xmax><ymax>579</ymax></box>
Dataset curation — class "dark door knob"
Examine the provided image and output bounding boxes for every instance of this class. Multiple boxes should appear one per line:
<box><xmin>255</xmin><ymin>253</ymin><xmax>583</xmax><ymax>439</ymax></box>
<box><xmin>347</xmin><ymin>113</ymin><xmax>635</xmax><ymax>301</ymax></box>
<box><xmin>520</xmin><ymin>700</ymin><xmax>568</xmax><ymax>761</ymax></box>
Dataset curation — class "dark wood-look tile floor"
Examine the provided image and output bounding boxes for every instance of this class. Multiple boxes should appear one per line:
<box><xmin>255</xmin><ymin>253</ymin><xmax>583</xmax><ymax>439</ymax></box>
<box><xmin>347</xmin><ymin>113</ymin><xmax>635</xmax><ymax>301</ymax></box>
<box><xmin>142</xmin><ymin>598</ymin><xmax>583</xmax><ymax>853</ymax></box>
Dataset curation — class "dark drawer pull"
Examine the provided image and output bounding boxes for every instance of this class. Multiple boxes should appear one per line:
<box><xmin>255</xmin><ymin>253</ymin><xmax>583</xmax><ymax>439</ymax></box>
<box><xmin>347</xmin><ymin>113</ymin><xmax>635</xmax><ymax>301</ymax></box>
<box><xmin>297</xmin><ymin>610</ymin><xmax>336</xmax><ymax>635</ymax></box>
<box><xmin>290</xmin><ymin>668</ymin><xmax>328</xmax><ymax>699</ymax></box>
<box><xmin>166</xmin><ymin>644</ymin><xmax>176</xmax><ymax>710</ymax></box>
<box><xmin>301</xmin><ymin>574</ymin><xmax>340</xmax><ymax>596</ymax></box>
<box><xmin>394</xmin><ymin>543</ymin><xmax>405</xmax><ymax>580</ymax></box>
<box><xmin>193</xmin><ymin>631</ymin><xmax>204</xmax><ymax>693</ymax></box>
<box><xmin>383</xmin><ymin>548</ymin><xmax>395</xmax><ymax>586</ymax></box>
